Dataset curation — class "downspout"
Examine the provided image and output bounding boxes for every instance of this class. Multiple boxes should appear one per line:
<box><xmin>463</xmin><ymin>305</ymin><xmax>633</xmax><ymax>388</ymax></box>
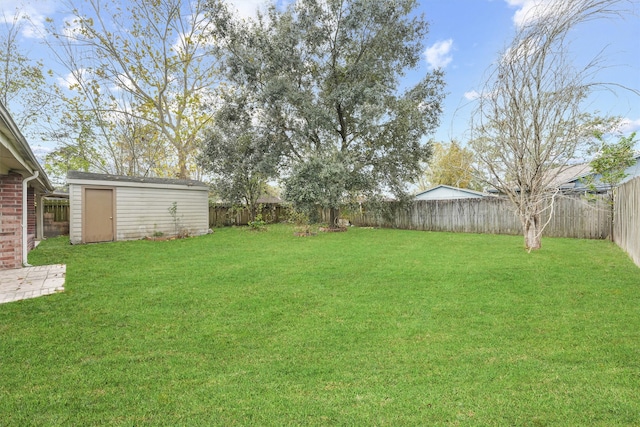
<box><xmin>22</xmin><ymin>171</ymin><xmax>39</xmax><ymax>267</ymax></box>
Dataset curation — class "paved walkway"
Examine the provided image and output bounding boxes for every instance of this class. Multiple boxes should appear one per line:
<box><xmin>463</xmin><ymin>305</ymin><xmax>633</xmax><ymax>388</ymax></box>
<box><xmin>0</xmin><ymin>265</ymin><xmax>66</xmax><ymax>304</ymax></box>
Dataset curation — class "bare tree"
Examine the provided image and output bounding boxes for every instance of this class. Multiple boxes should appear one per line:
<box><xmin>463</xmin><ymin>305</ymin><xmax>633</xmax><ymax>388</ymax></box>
<box><xmin>470</xmin><ymin>0</ymin><xmax>632</xmax><ymax>251</ymax></box>
<box><xmin>45</xmin><ymin>0</ymin><xmax>220</xmax><ymax>179</ymax></box>
<box><xmin>0</xmin><ymin>12</ymin><xmax>54</xmax><ymax>139</ymax></box>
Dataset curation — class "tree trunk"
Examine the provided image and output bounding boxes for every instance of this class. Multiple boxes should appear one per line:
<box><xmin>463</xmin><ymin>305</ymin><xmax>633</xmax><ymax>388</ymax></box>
<box><xmin>248</xmin><ymin>203</ymin><xmax>257</xmax><ymax>222</ymax></box>
<box><xmin>329</xmin><ymin>207</ymin><xmax>339</xmax><ymax>229</ymax></box>
<box><xmin>177</xmin><ymin>151</ymin><xmax>189</xmax><ymax>179</ymax></box>
<box><xmin>523</xmin><ymin>214</ymin><xmax>542</xmax><ymax>251</ymax></box>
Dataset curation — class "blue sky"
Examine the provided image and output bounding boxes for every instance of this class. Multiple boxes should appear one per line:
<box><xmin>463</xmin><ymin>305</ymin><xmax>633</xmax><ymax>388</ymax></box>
<box><xmin>417</xmin><ymin>0</ymin><xmax>640</xmax><ymax>143</ymax></box>
<box><xmin>1</xmin><ymin>0</ymin><xmax>639</xmax><ymax>154</ymax></box>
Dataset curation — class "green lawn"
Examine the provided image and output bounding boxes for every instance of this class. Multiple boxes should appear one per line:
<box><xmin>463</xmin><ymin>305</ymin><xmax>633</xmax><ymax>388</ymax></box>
<box><xmin>1</xmin><ymin>225</ymin><xmax>639</xmax><ymax>426</ymax></box>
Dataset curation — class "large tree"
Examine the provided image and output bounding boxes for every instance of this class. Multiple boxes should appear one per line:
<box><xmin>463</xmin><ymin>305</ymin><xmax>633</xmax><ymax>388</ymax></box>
<box><xmin>420</xmin><ymin>141</ymin><xmax>480</xmax><ymax>191</ymax></box>
<box><xmin>200</xmin><ymin>88</ymin><xmax>283</xmax><ymax>221</ymax></box>
<box><xmin>470</xmin><ymin>0</ymin><xmax>630</xmax><ymax>250</ymax></box>
<box><xmin>0</xmin><ymin>12</ymin><xmax>54</xmax><ymax>139</ymax></box>
<box><xmin>45</xmin><ymin>0</ymin><xmax>220</xmax><ymax>178</ymax></box>
<box><xmin>210</xmin><ymin>0</ymin><xmax>445</xmax><ymax>226</ymax></box>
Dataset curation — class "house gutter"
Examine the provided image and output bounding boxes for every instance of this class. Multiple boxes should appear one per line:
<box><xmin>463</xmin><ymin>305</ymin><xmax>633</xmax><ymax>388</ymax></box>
<box><xmin>22</xmin><ymin>171</ymin><xmax>39</xmax><ymax>267</ymax></box>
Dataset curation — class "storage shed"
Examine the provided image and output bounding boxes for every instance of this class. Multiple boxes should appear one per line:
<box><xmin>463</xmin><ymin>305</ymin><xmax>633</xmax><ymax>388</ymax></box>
<box><xmin>67</xmin><ymin>171</ymin><xmax>209</xmax><ymax>244</ymax></box>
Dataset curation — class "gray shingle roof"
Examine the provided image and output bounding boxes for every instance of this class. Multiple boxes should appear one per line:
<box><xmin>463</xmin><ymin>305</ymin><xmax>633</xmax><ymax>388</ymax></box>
<box><xmin>66</xmin><ymin>171</ymin><xmax>209</xmax><ymax>187</ymax></box>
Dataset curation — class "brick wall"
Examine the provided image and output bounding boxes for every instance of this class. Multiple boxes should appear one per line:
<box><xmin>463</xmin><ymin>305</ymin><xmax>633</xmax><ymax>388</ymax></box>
<box><xmin>0</xmin><ymin>173</ymin><xmax>24</xmax><ymax>269</ymax></box>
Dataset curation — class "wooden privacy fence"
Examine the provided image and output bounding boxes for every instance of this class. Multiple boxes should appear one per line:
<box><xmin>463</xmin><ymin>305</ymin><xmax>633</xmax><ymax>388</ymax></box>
<box><xmin>43</xmin><ymin>199</ymin><xmax>69</xmax><ymax>222</ymax></box>
<box><xmin>345</xmin><ymin>195</ymin><xmax>611</xmax><ymax>239</ymax></box>
<box><xmin>209</xmin><ymin>203</ymin><xmax>289</xmax><ymax>227</ymax></box>
<box><xmin>614</xmin><ymin>177</ymin><xmax>640</xmax><ymax>266</ymax></box>
<box><xmin>42</xmin><ymin>199</ymin><xmax>70</xmax><ymax>237</ymax></box>
<box><xmin>208</xmin><ymin>196</ymin><xmax>612</xmax><ymax>240</ymax></box>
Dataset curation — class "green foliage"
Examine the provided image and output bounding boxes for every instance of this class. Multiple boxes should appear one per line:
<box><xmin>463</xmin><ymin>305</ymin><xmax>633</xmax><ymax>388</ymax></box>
<box><xmin>200</xmin><ymin>90</ymin><xmax>280</xmax><ymax>221</ymax></box>
<box><xmin>8</xmin><ymin>228</ymin><xmax>640</xmax><ymax>425</ymax></box>
<box><xmin>211</xmin><ymin>0</ymin><xmax>445</xmax><ymax>213</ymax></box>
<box><xmin>587</xmin><ymin>132</ymin><xmax>637</xmax><ymax>195</ymax></box>
<box><xmin>286</xmin><ymin>208</ymin><xmax>316</xmax><ymax>235</ymax></box>
<box><xmin>168</xmin><ymin>201</ymin><xmax>183</xmax><ymax>237</ymax></box>
<box><xmin>421</xmin><ymin>140</ymin><xmax>482</xmax><ymax>190</ymax></box>
<box><xmin>283</xmin><ymin>155</ymin><xmax>350</xmax><ymax>222</ymax></box>
<box><xmin>286</xmin><ymin>208</ymin><xmax>310</xmax><ymax>227</ymax></box>
<box><xmin>247</xmin><ymin>212</ymin><xmax>267</xmax><ymax>231</ymax></box>
<box><xmin>44</xmin><ymin>144</ymin><xmax>96</xmax><ymax>189</ymax></box>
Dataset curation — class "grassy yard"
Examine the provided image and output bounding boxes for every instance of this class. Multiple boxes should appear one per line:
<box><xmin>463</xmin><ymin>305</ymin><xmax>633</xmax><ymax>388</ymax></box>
<box><xmin>1</xmin><ymin>225</ymin><xmax>639</xmax><ymax>426</ymax></box>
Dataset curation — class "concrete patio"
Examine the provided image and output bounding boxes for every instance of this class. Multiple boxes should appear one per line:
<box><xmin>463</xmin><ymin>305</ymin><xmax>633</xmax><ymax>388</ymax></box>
<box><xmin>0</xmin><ymin>265</ymin><xmax>66</xmax><ymax>304</ymax></box>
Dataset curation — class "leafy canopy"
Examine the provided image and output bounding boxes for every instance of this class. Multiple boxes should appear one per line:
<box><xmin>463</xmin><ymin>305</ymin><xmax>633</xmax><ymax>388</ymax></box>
<box><xmin>587</xmin><ymin>132</ymin><xmax>637</xmax><ymax>193</ymax></box>
<box><xmin>421</xmin><ymin>141</ymin><xmax>480</xmax><ymax>191</ymax></box>
<box><xmin>201</xmin><ymin>88</ymin><xmax>282</xmax><ymax>220</ymax></box>
<box><xmin>210</xmin><ymin>0</ymin><xmax>445</xmax><ymax>218</ymax></box>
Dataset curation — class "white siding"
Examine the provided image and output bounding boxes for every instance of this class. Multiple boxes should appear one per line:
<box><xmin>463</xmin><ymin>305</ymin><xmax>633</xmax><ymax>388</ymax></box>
<box><xmin>68</xmin><ymin>178</ymin><xmax>208</xmax><ymax>244</ymax></box>
<box><xmin>115</xmin><ymin>186</ymin><xmax>208</xmax><ymax>240</ymax></box>
<box><xmin>69</xmin><ymin>183</ymin><xmax>83</xmax><ymax>244</ymax></box>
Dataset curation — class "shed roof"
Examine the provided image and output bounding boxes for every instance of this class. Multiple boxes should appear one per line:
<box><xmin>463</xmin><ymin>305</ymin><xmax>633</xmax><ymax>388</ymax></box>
<box><xmin>67</xmin><ymin>171</ymin><xmax>209</xmax><ymax>188</ymax></box>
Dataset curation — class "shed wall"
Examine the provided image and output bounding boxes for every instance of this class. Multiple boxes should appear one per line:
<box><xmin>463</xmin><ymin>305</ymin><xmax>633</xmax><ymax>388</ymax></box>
<box><xmin>115</xmin><ymin>186</ymin><xmax>208</xmax><ymax>241</ymax></box>
<box><xmin>68</xmin><ymin>181</ymin><xmax>208</xmax><ymax>244</ymax></box>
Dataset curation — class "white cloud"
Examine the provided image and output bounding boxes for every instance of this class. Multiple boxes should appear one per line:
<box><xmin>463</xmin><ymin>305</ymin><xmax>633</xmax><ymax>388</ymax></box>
<box><xmin>424</xmin><ymin>39</ymin><xmax>454</xmax><ymax>70</ymax></box>
<box><xmin>0</xmin><ymin>0</ymin><xmax>26</xmax><ymax>22</ymax></box>
<box><xmin>618</xmin><ymin>118</ymin><xmax>640</xmax><ymax>134</ymax></box>
<box><xmin>226</xmin><ymin>0</ymin><xmax>269</xmax><ymax>20</ymax></box>
<box><xmin>57</xmin><ymin>69</ymin><xmax>89</xmax><ymax>90</ymax></box>
<box><xmin>464</xmin><ymin>90</ymin><xmax>481</xmax><ymax>101</ymax></box>
<box><xmin>0</xmin><ymin>0</ymin><xmax>55</xmax><ymax>39</ymax></box>
<box><xmin>505</xmin><ymin>0</ymin><xmax>560</xmax><ymax>27</ymax></box>
<box><xmin>61</xmin><ymin>16</ymin><xmax>84</xmax><ymax>39</ymax></box>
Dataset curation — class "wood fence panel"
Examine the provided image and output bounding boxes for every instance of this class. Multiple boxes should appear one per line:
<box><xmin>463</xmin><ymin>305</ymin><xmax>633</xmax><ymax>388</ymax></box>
<box><xmin>209</xmin><ymin>204</ymin><xmax>288</xmax><ymax>227</ymax></box>
<box><xmin>207</xmin><ymin>196</ymin><xmax>614</xmax><ymax>242</ymax></box>
<box><xmin>43</xmin><ymin>199</ymin><xmax>70</xmax><ymax>222</ymax></box>
<box><xmin>614</xmin><ymin>177</ymin><xmax>640</xmax><ymax>267</ymax></box>
<box><xmin>346</xmin><ymin>195</ymin><xmax>610</xmax><ymax>239</ymax></box>
<box><xmin>42</xmin><ymin>199</ymin><xmax>70</xmax><ymax>237</ymax></box>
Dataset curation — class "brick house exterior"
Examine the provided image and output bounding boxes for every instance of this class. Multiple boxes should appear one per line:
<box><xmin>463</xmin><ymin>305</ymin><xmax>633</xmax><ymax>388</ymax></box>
<box><xmin>0</xmin><ymin>103</ymin><xmax>54</xmax><ymax>269</ymax></box>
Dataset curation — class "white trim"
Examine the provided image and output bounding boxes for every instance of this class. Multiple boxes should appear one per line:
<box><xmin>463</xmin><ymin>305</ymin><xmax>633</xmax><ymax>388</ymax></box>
<box><xmin>22</xmin><ymin>171</ymin><xmax>39</xmax><ymax>266</ymax></box>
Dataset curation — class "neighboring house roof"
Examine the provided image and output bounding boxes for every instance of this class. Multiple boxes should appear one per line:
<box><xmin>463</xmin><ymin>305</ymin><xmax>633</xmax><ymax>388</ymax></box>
<box><xmin>547</xmin><ymin>163</ymin><xmax>593</xmax><ymax>189</ymax></box>
<box><xmin>43</xmin><ymin>191</ymin><xmax>70</xmax><ymax>200</ymax></box>
<box><xmin>212</xmin><ymin>195</ymin><xmax>283</xmax><ymax>205</ymax></box>
<box><xmin>549</xmin><ymin>155</ymin><xmax>640</xmax><ymax>192</ymax></box>
<box><xmin>0</xmin><ymin>102</ymin><xmax>53</xmax><ymax>192</ymax></box>
<box><xmin>487</xmin><ymin>155</ymin><xmax>640</xmax><ymax>194</ymax></box>
<box><xmin>256</xmin><ymin>196</ymin><xmax>283</xmax><ymax>204</ymax></box>
<box><xmin>67</xmin><ymin>171</ymin><xmax>209</xmax><ymax>188</ymax></box>
<box><xmin>415</xmin><ymin>185</ymin><xmax>488</xmax><ymax>201</ymax></box>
